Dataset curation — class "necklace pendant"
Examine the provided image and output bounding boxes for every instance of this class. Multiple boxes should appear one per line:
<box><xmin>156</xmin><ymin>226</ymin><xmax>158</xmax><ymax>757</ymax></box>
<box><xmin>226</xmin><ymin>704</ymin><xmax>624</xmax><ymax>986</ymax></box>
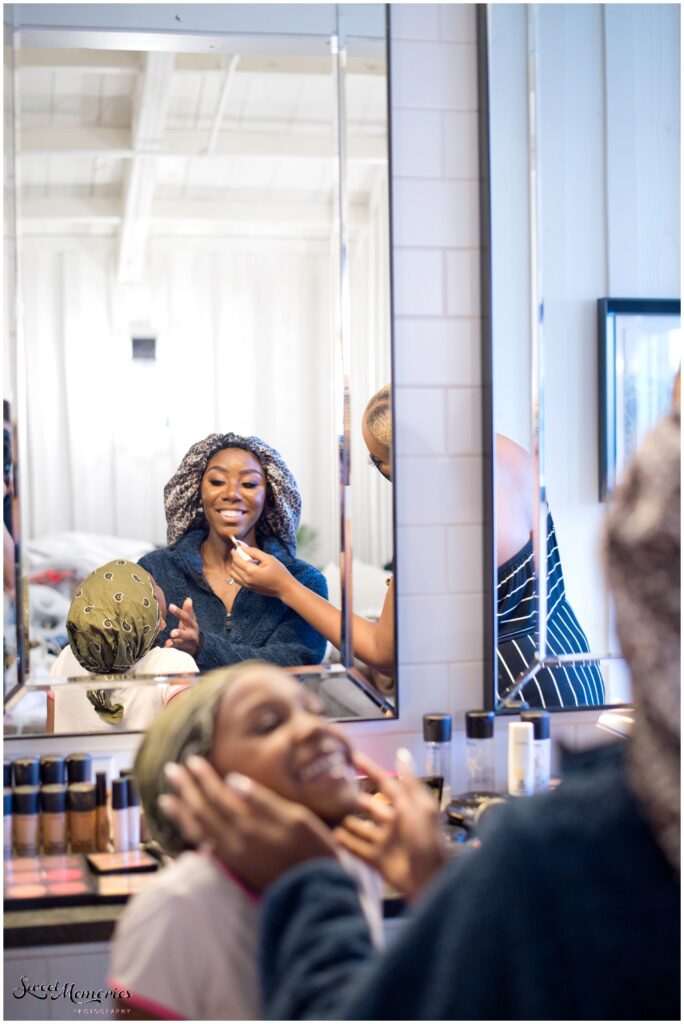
<box><xmin>226</xmin><ymin>577</ymin><xmax>235</xmax><ymax>586</ymax></box>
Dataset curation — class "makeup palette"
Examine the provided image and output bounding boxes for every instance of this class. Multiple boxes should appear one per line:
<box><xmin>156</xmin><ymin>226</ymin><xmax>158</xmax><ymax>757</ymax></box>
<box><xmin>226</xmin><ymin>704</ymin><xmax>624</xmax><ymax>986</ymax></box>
<box><xmin>3</xmin><ymin>852</ymin><xmax>159</xmax><ymax>910</ymax></box>
<box><xmin>86</xmin><ymin>850</ymin><xmax>158</xmax><ymax>874</ymax></box>
<box><xmin>4</xmin><ymin>854</ymin><xmax>97</xmax><ymax>909</ymax></box>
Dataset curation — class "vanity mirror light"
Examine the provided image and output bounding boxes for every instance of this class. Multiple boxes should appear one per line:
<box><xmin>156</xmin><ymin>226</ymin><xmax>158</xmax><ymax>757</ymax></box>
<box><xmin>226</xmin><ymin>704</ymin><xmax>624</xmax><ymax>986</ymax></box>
<box><xmin>481</xmin><ymin>3</ymin><xmax>680</xmax><ymax>712</ymax></box>
<box><xmin>4</xmin><ymin>3</ymin><xmax>397</xmax><ymax>735</ymax></box>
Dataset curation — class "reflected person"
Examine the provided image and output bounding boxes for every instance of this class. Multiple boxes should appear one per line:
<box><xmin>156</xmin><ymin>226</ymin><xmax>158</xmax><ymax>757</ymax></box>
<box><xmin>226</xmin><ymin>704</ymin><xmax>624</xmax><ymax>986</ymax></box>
<box><xmin>139</xmin><ymin>433</ymin><xmax>328</xmax><ymax>670</ymax></box>
<box><xmin>228</xmin><ymin>387</ymin><xmax>603</xmax><ymax>707</ymax></box>
<box><xmin>227</xmin><ymin>387</ymin><xmax>395</xmax><ymax>674</ymax></box>
<box><xmin>48</xmin><ymin>560</ymin><xmax>196</xmax><ymax>732</ymax></box>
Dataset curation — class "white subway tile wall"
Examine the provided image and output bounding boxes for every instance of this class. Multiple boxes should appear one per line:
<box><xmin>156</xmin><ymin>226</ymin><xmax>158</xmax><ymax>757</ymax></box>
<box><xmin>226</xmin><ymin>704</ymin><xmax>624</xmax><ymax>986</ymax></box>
<box><xmin>347</xmin><ymin>4</ymin><xmax>603</xmax><ymax>786</ymax></box>
<box><xmin>348</xmin><ymin>5</ymin><xmax>484</xmax><ymax>789</ymax></box>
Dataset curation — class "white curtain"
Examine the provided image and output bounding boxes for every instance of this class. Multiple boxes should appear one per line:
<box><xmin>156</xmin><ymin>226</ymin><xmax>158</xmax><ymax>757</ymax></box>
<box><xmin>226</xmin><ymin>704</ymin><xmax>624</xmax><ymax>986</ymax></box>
<box><xmin>22</xmin><ymin>237</ymin><xmax>337</xmax><ymax>563</ymax></box>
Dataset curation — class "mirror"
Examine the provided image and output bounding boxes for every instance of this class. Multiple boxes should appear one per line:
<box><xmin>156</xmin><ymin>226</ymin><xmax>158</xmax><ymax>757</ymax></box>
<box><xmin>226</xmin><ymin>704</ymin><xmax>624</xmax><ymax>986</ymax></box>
<box><xmin>4</xmin><ymin>3</ymin><xmax>396</xmax><ymax>735</ymax></box>
<box><xmin>483</xmin><ymin>3</ymin><xmax>680</xmax><ymax>710</ymax></box>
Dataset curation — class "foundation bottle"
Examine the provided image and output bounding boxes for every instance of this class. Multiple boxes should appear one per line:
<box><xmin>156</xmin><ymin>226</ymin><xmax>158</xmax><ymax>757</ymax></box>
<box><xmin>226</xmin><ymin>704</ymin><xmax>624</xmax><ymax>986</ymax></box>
<box><xmin>68</xmin><ymin>783</ymin><xmax>96</xmax><ymax>853</ymax></box>
<box><xmin>13</xmin><ymin>786</ymin><xmax>41</xmax><ymax>856</ymax></box>
<box><xmin>40</xmin><ymin>755</ymin><xmax>66</xmax><ymax>786</ymax></box>
<box><xmin>4</xmin><ymin>787</ymin><xmax>12</xmax><ymax>856</ymax></box>
<box><xmin>126</xmin><ymin>777</ymin><xmax>141</xmax><ymax>851</ymax></box>
<box><xmin>66</xmin><ymin>753</ymin><xmax>93</xmax><ymax>784</ymax></box>
<box><xmin>95</xmin><ymin>772</ymin><xmax>111</xmax><ymax>853</ymax></box>
<box><xmin>13</xmin><ymin>757</ymin><xmax>40</xmax><ymax>787</ymax></box>
<box><xmin>41</xmin><ymin>784</ymin><xmax>68</xmax><ymax>854</ymax></box>
<box><xmin>111</xmin><ymin>779</ymin><xmax>129</xmax><ymax>853</ymax></box>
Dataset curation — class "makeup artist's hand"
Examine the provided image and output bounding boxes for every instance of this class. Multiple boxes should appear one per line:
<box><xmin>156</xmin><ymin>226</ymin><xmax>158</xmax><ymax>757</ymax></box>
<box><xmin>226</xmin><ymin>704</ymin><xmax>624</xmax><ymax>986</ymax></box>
<box><xmin>334</xmin><ymin>750</ymin><xmax>449</xmax><ymax>902</ymax></box>
<box><xmin>227</xmin><ymin>542</ymin><xmax>296</xmax><ymax>600</ymax></box>
<box><xmin>160</xmin><ymin>757</ymin><xmax>338</xmax><ymax>892</ymax></box>
<box><xmin>165</xmin><ymin>597</ymin><xmax>200</xmax><ymax>656</ymax></box>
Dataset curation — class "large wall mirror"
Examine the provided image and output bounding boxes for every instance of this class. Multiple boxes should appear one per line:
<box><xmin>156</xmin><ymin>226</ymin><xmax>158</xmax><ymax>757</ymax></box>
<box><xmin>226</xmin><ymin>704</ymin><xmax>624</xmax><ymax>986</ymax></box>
<box><xmin>4</xmin><ymin>3</ymin><xmax>397</xmax><ymax>735</ymax></box>
<box><xmin>482</xmin><ymin>3</ymin><xmax>680</xmax><ymax>712</ymax></box>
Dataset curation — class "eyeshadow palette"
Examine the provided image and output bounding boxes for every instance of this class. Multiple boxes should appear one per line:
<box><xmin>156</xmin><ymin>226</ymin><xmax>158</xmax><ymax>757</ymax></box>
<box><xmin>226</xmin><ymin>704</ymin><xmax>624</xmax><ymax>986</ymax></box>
<box><xmin>86</xmin><ymin>850</ymin><xmax>159</xmax><ymax>874</ymax></box>
<box><xmin>97</xmin><ymin>872</ymin><xmax>156</xmax><ymax>899</ymax></box>
<box><xmin>4</xmin><ymin>853</ymin><xmax>159</xmax><ymax>909</ymax></box>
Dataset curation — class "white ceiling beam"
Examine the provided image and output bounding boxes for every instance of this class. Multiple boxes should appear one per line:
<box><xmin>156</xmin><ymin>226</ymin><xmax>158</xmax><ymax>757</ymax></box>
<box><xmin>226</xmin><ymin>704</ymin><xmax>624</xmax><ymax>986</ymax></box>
<box><xmin>18</xmin><ymin>49</ymin><xmax>384</xmax><ymax>78</ymax></box>
<box><xmin>21</xmin><ymin>195</ymin><xmax>369</xmax><ymax>229</ymax></box>
<box><xmin>117</xmin><ymin>51</ymin><xmax>174</xmax><ymax>284</ymax></box>
<box><xmin>21</xmin><ymin>126</ymin><xmax>386</xmax><ymax>163</ymax></box>
<box><xmin>17</xmin><ymin>48</ymin><xmax>142</xmax><ymax>73</ymax></box>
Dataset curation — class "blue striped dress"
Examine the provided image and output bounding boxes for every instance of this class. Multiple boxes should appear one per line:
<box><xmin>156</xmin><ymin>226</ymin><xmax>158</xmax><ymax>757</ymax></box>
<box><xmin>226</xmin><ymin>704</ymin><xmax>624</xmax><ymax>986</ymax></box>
<box><xmin>497</xmin><ymin>514</ymin><xmax>606</xmax><ymax>708</ymax></box>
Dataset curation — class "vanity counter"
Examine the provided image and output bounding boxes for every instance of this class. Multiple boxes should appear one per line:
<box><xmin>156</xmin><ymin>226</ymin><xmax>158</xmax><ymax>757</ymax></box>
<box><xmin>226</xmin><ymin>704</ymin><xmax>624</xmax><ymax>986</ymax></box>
<box><xmin>4</xmin><ymin>903</ymin><xmax>125</xmax><ymax>949</ymax></box>
<box><xmin>5</xmin><ymin>890</ymin><xmax>406</xmax><ymax>949</ymax></box>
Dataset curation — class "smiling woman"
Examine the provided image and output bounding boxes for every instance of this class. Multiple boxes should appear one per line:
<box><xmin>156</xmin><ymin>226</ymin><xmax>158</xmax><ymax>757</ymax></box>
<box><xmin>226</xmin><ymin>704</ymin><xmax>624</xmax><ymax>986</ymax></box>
<box><xmin>138</xmin><ymin>432</ymin><xmax>329</xmax><ymax>671</ymax></box>
<box><xmin>108</xmin><ymin>661</ymin><xmax>382</xmax><ymax>1021</ymax></box>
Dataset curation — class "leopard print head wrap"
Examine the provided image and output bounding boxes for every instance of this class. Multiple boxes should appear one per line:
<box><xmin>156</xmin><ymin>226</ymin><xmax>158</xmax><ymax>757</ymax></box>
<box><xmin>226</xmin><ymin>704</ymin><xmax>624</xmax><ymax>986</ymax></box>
<box><xmin>602</xmin><ymin>409</ymin><xmax>681</xmax><ymax>874</ymax></box>
<box><xmin>164</xmin><ymin>433</ymin><xmax>301</xmax><ymax>552</ymax></box>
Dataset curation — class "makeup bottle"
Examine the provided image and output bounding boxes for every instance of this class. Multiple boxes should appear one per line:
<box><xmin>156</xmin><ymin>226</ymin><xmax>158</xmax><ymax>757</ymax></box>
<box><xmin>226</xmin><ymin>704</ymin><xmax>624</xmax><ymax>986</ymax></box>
<box><xmin>13</xmin><ymin>757</ymin><xmax>40</xmax><ymax>787</ymax></box>
<box><xmin>68</xmin><ymin>783</ymin><xmax>96</xmax><ymax>853</ymax></box>
<box><xmin>4</xmin><ymin>760</ymin><xmax>12</xmax><ymax>788</ymax></box>
<box><xmin>507</xmin><ymin>721</ymin><xmax>535</xmax><ymax>797</ymax></box>
<box><xmin>40</xmin><ymin>755</ymin><xmax>66</xmax><ymax>786</ymax></box>
<box><xmin>126</xmin><ymin>777</ymin><xmax>141</xmax><ymax>851</ymax></box>
<box><xmin>41</xmin><ymin>785</ymin><xmax>68</xmax><ymax>854</ymax></box>
<box><xmin>465</xmin><ymin>710</ymin><xmax>496</xmax><ymax>793</ymax></box>
<box><xmin>13</xmin><ymin>786</ymin><xmax>40</xmax><ymax>856</ymax></box>
<box><xmin>95</xmin><ymin>772</ymin><xmax>110</xmax><ymax>853</ymax></box>
<box><xmin>4</xmin><ymin>788</ymin><xmax>12</xmax><ymax>856</ymax></box>
<box><xmin>423</xmin><ymin>713</ymin><xmax>453</xmax><ymax>808</ymax></box>
<box><xmin>521</xmin><ymin>711</ymin><xmax>551</xmax><ymax>792</ymax></box>
<box><xmin>111</xmin><ymin>779</ymin><xmax>129</xmax><ymax>853</ymax></box>
<box><xmin>66</xmin><ymin>753</ymin><xmax>92</xmax><ymax>784</ymax></box>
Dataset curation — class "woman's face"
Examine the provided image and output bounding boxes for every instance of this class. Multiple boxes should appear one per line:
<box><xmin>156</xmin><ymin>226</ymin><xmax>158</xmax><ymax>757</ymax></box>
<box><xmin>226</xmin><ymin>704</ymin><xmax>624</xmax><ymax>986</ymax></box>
<box><xmin>200</xmin><ymin>448</ymin><xmax>266</xmax><ymax>546</ymax></box>
<box><xmin>362</xmin><ymin>416</ymin><xmax>392</xmax><ymax>481</ymax></box>
<box><xmin>211</xmin><ymin>666</ymin><xmax>358</xmax><ymax>825</ymax></box>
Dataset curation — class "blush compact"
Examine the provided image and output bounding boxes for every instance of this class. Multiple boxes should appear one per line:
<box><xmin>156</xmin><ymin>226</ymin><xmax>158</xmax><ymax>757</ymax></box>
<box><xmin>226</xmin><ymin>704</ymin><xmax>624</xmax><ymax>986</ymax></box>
<box><xmin>4</xmin><ymin>854</ymin><xmax>96</xmax><ymax>909</ymax></box>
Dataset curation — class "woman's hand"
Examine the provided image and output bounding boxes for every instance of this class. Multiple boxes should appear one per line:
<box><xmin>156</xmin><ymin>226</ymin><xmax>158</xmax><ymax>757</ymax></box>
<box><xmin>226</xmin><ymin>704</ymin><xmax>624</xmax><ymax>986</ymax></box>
<box><xmin>165</xmin><ymin>597</ymin><xmax>200</xmax><ymax>656</ymax></box>
<box><xmin>333</xmin><ymin>751</ymin><xmax>449</xmax><ymax>902</ymax></box>
<box><xmin>160</xmin><ymin>756</ymin><xmax>339</xmax><ymax>892</ymax></box>
<box><xmin>228</xmin><ymin>542</ymin><xmax>296</xmax><ymax>600</ymax></box>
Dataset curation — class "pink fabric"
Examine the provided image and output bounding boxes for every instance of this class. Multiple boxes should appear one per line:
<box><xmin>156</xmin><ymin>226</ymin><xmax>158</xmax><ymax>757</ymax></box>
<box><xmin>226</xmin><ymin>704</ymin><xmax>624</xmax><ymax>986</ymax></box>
<box><xmin>163</xmin><ymin>683</ymin><xmax>192</xmax><ymax>706</ymax></box>
<box><xmin>107</xmin><ymin>977</ymin><xmax>185</xmax><ymax>1020</ymax></box>
<box><xmin>207</xmin><ymin>850</ymin><xmax>261</xmax><ymax>904</ymax></box>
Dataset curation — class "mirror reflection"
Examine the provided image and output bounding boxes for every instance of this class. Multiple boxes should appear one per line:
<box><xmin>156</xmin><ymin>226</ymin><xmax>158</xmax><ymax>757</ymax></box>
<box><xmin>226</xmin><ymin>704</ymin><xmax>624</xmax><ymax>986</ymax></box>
<box><xmin>6</xmin><ymin>11</ymin><xmax>396</xmax><ymax>734</ymax></box>
<box><xmin>488</xmin><ymin>3</ymin><xmax>680</xmax><ymax>710</ymax></box>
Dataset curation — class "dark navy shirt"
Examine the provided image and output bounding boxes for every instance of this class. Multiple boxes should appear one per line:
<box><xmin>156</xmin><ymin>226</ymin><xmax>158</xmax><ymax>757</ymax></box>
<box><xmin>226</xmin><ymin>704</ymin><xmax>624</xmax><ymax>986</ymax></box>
<box><xmin>140</xmin><ymin>529</ymin><xmax>328</xmax><ymax>671</ymax></box>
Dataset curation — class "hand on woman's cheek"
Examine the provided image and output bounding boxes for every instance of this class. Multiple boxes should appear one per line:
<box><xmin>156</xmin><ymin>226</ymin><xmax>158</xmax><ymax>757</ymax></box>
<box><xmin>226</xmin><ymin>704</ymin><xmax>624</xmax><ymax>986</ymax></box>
<box><xmin>165</xmin><ymin>597</ymin><xmax>200</xmax><ymax>655</ymax></box>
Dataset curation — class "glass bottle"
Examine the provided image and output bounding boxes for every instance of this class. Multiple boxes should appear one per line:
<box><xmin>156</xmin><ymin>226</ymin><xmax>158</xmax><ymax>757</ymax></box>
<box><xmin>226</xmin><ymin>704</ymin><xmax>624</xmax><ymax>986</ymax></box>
<box><xmin>465</xmin><ymin>710</ymin><xmax>495</xmax><ymax>792</ymax></box>
<box><xmin>423</xmin><ymin>713</ymin><xmax>452</xmax><ymax>808</ymax></box>
<box><xmin>521</xmin><ymin>710</ymin><xmax>551</xmax><ymax>792</ymax></box>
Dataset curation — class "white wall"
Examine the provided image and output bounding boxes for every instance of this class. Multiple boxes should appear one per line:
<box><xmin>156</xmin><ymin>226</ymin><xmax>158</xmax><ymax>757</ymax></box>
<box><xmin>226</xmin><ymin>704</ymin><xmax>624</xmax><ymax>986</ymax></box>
<box><xmin>347</xmin><ymin>4</ymin><xmax>486</xmax><ymax>776</ymax></box>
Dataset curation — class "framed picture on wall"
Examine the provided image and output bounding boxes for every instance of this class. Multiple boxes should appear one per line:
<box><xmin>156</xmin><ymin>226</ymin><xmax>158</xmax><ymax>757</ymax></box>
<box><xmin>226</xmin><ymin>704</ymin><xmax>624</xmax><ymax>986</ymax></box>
<box><xmin>598</xmin><ymin>297</ymin><xmax>681</xmax><ymax>500</ymax></box>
